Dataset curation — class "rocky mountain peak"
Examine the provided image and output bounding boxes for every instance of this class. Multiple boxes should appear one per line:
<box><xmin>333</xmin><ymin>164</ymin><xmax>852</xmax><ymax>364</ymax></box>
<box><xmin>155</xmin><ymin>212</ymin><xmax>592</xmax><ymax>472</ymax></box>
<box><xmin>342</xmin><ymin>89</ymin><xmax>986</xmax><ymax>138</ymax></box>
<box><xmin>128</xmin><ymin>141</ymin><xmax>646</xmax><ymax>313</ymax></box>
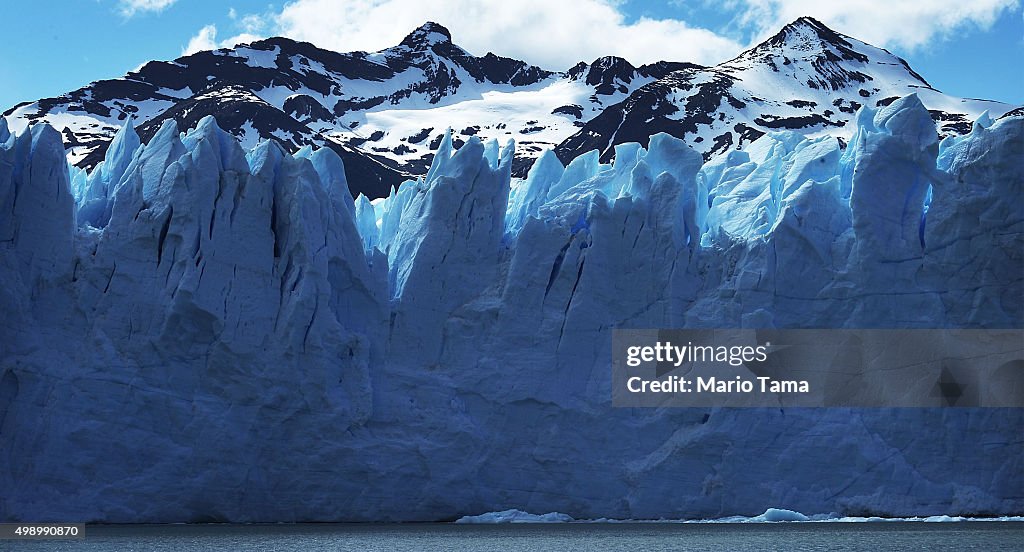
<box><xmin>400</xmin><ymin>21</ymin><xmax>454</xmax><ymax>49</ymax></box>
<box><xmin>587</xmin><ymin>56</ymin><xmax>636</xmax><ymax>82</ymax></box>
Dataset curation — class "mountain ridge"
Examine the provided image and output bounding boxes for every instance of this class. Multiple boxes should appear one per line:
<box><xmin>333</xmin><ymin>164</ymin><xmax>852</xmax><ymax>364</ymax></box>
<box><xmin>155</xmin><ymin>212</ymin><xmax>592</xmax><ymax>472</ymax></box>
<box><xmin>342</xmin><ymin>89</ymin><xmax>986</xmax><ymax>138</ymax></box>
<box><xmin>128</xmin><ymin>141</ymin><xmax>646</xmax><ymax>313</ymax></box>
<box><xmin>3</xmin><ymin>18</ymin><xmax>1015</xmax><ymax>198</ymax></box>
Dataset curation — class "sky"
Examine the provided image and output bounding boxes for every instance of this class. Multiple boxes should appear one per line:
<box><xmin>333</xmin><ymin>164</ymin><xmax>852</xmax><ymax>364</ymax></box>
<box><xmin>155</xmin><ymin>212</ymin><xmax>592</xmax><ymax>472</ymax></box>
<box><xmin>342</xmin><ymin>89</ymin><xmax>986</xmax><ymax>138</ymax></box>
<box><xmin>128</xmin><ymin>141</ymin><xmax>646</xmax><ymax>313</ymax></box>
<box><xmin>1</xmin><ymin>0</ymin><xmax>1021</xmax><ymax>111</ymax></box>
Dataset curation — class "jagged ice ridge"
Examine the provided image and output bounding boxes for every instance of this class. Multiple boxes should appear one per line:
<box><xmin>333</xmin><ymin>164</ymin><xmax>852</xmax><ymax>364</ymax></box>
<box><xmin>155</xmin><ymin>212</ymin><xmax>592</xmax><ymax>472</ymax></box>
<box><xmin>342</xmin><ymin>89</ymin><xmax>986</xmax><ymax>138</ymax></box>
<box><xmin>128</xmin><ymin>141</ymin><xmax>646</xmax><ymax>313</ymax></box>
<box><xmin>0</xmin><ymin>94</ymin><xmax>1022</xmax><ymax>522</ymax></box>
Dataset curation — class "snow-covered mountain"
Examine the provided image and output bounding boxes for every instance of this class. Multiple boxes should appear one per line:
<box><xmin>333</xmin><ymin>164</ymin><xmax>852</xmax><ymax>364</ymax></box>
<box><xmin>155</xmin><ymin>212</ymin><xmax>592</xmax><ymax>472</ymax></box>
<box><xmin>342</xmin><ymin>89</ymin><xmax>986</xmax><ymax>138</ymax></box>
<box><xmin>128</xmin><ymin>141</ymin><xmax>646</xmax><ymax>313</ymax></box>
<box><xmin>555</xmin><ymin>17</ymin><xmax>1012</xmax><ymax>163</ymax></box>
<box><xmin>3</xmin><ymin>18</ymin><xmax>1015</xmax><ymax>198</ymax></box>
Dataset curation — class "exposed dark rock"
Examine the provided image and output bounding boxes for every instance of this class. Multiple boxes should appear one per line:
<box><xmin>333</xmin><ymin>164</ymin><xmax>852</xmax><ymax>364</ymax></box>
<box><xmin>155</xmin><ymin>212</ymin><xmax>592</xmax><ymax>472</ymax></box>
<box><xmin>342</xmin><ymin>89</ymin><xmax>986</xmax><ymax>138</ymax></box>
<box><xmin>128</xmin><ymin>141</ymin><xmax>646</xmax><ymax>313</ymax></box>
<box><xmin>552</xmin><ymin>105</ymin><xmax>584</xmax><ymax>119</ymax></box>
<box><xmin>406</xmin><ymin>127</ymin><xmax>434</xmax><ymax>143</ymax></box>
<box><xmin>283</xmin><ymin>94</ymin><xmax>333</xmax><ymax>122</ymax></box>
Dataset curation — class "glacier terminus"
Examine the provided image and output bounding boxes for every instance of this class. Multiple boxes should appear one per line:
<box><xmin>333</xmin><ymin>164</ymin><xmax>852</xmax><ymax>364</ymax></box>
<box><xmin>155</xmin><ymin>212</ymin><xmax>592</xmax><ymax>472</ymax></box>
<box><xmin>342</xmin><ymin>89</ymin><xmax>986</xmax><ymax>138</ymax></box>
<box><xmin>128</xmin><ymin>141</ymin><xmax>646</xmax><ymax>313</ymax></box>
<box><xmin>1</xmin><ymin>87</ymin><xmax>1022</xmax><ymax>522</ymax></box>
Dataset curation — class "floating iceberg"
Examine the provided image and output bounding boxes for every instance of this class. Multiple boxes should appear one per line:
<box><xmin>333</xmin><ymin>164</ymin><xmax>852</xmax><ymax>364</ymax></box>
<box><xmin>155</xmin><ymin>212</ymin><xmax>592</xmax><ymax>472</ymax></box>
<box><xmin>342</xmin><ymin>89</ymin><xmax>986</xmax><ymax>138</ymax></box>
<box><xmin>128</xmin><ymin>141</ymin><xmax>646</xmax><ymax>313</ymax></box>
<box><xmin>455</xmin><ymin>509</ymin><xmax>575</xmax><ymax>524</ymax></box>
<box><xmin>747</xmin><ymin>508</ymin><xmax>810</xmax><ymax>522</ymax></box>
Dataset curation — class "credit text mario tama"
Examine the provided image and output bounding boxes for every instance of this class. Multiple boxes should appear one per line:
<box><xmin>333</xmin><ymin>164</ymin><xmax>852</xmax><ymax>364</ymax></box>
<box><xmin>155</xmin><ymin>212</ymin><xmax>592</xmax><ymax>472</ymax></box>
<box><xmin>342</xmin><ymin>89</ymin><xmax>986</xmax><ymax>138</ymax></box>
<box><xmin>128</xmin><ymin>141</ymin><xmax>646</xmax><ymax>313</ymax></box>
<box><xmin>612</xmin><ymin>329</ymin><xmax>1024</xmax><ymax>408</ymax></box>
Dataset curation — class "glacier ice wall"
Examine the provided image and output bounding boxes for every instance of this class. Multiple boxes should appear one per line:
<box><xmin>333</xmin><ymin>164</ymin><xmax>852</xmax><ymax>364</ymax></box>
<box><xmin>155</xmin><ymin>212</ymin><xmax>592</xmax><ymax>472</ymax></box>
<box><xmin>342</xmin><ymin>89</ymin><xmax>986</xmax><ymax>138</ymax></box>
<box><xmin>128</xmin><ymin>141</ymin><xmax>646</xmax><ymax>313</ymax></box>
<box><xmin>1</xmin><ymin>96</ymin><xmax>1022</xmax><ymax>522</ymax></box>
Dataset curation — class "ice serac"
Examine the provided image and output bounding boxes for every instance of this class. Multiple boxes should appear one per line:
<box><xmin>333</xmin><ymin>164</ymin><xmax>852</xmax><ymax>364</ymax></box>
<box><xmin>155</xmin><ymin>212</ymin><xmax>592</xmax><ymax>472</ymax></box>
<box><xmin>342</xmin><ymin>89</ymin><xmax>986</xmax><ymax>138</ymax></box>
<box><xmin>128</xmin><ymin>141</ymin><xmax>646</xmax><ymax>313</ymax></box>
<box><xmin>925</xmin><ymin>114</ymin><xmax>1024</xmax><ymax>325</ymax></box>
<box><xmin>2</xmin><ymin>115</ymin><xmax>387</xmax><ymax>522</ymax></box>
<box><xmin>386</xmin><ymin>133</ymin><xmax>513</xmax><ymax>367</ymax></box>
<box><xmin>1</xmin><ymin>95</ymin><xmax>1022</xmax><ymax>523</ymax></box>
<box><xmin>354</xmin><ymin>194</ymin><xmax>379</xmax><ymax>254</ymax></box>
<box><xmin>704</xmin><ymin>132</ymin><xmax>840</xmax><ymax>244</ymax></box>
<box><xmin>506</xmin><ymin>149</ymin><xmax>564</xmax><ymax>235</ymax></box>
<box><xmin>847</xmin><ymin>95</ymin><xmax>936</xmax><ymax>259</ymax></box>
<box><xmin>0</xmin><ymin>124</ymin><xmax>76</xmax><ymax>338</ymax></box>
<box><xmin>76</xmin><ymin>118</ymin><xmax>142</xmax><ymax>228</ymax></box>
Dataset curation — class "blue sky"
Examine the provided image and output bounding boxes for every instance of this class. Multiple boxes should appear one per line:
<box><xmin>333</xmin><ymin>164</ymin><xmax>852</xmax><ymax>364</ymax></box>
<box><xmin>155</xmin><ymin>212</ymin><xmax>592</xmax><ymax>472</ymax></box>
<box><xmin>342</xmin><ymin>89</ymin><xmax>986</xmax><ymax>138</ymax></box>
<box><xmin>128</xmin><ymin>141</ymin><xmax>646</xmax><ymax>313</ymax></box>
<box><xmin>2</xmin><ymin>0</ymin><xmax>1021</xmax><ymax>111</ymax></box>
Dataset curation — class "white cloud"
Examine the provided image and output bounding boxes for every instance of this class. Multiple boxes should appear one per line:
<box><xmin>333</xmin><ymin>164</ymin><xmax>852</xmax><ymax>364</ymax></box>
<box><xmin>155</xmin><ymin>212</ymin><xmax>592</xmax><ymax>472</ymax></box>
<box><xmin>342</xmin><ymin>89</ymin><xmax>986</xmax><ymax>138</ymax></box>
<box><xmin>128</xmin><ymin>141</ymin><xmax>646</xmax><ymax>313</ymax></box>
<box><xmin>119</xmin><ymin>0</ymin><xmax>177</xmax><ymax>18</ymax></box>
<box><xmin>238</xmin><ymin>12</ymin><xmax>270</xmax><ymax>35</ymax></box>
<box><xmin>182</xmin><ymin>25</ymin><xmax>218</xmax><ymax>55</ymax></box>
<box><xmin>184</xmin><ymin>0</ymin><xmax>1019</xmax><ymax>67</ymax></box>
<box><xmin>267</xmin><ymin>0</ymin><xmax>744</xmax><ymax>69</ymax></box>
<box><xmin>182</xmin><ymin>24</ymin><xmax>261</xmax><ymax>56</ymax></box>
<box><xmin>733</xmin><ymin>0</ymin><xmax>1020</xmax><ymax>51</ymax></box>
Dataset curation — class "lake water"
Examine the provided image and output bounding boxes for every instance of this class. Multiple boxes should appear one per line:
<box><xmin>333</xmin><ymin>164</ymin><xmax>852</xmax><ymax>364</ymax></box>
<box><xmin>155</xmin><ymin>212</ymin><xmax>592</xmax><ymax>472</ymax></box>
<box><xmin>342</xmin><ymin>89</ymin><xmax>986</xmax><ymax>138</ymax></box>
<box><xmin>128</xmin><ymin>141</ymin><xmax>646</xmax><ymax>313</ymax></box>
<box><xmin>7</xmin><ymin>522</ymin><xmax>1024</xmax><ymax>551</ymax></box>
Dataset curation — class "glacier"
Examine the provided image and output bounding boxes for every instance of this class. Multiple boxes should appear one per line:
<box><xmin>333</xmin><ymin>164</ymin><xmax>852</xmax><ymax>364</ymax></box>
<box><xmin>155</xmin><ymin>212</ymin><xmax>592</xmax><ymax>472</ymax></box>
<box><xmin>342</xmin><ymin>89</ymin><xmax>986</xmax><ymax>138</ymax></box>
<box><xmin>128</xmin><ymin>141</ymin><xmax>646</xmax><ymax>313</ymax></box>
<box><xmin>0</xmin><ymin>95</ymin><xmax>1022</xmax><ymax>522</ymax></box>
